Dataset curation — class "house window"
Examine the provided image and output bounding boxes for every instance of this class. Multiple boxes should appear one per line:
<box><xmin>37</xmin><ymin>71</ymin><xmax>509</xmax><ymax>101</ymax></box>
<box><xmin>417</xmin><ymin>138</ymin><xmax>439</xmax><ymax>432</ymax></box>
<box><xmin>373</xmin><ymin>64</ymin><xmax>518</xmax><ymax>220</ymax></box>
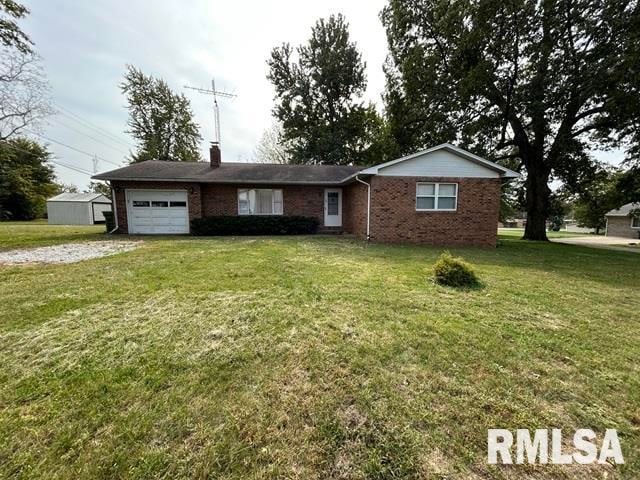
<box><xmin>238</xmin><ymin>189</ymin><xmax>283</xmax><ymax>215</ymax></box>
<box><xmin>632</xmin><ymin>217</ymin><xmax>640</xmax><ymax>228</ymax></box>
<box><xmin>416</xmin><ymin>183</ymin><xmax>458</xmax><ymax>211</ymax></box>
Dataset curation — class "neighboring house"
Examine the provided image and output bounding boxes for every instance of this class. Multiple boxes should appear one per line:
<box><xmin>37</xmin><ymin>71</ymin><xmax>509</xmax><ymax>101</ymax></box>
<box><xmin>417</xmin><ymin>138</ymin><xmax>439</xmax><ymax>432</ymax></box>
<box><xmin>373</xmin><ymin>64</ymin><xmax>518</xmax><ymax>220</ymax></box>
<box><xmin>46</xmin><ymin>192</ymin><xmax>112</xmax><ymax>225</ymax></box>
<box><xmin>92</xmin><ymin>143</ymin><xmax>518</xmax><ymax>246</ymax></box>
<box><xmin>563</xmin><ymin>220</ymin><xmax>595</xmax><ymax>234</ymax></box>
<box><xmin>605</xmin><ymin>203</ymin><xmax>640</xmax><ymax>239</ymax></box>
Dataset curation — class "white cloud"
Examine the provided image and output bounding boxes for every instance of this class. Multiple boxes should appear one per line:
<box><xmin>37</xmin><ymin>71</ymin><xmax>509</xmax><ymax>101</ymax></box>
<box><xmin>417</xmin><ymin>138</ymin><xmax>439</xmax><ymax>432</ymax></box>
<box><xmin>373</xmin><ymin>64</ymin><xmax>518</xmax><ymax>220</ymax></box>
<box><xmin>21</xmin><ymin>0</ymin><xmax>389</xmax><ymax>187</ymax></box>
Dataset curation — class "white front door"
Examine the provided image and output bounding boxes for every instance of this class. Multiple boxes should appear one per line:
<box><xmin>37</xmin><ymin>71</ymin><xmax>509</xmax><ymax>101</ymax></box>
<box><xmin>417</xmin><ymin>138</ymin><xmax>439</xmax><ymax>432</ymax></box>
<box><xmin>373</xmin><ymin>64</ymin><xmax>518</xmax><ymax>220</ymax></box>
<box><xmin>324</xmin><ymin>188</ymin><xmax>342</xmax><ymax>227</ymax></box>
<box><xmin>127</xmin><ymin>190</ymin><xmax>189</xmax><ymax>234</ymax></box>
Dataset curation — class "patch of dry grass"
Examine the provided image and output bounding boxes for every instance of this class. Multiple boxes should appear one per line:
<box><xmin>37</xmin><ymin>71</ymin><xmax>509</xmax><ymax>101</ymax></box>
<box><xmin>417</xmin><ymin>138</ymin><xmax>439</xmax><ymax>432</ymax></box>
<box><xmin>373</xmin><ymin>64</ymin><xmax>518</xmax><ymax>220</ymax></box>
<box><xmin>0</xmin><ymin>225</ymin><xmax>638</xmax><ymax>478</ymax></box>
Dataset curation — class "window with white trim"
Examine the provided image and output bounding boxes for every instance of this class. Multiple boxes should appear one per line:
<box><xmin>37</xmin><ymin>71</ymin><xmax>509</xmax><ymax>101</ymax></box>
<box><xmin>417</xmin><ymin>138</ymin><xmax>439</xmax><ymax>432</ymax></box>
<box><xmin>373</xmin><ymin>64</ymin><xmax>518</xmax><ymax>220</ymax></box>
<box><xmin>632</xmin><ymin>216</ymin><xmax>640</xmax><ymax>228</ymax></box>
<box><xmin>238</xmin><ymin>189</ymin><xmax>283</xmax><ymax>215</ymax></box>
<box><xmin>416</xmin><ymin>183</ymin><xmax>458</xmax><ymax>211</ymax></box>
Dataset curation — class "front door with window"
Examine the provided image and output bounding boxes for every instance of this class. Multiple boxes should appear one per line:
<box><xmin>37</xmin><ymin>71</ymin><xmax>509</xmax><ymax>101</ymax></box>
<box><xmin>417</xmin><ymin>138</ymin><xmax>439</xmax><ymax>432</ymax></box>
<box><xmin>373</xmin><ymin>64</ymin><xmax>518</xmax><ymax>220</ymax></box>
<box><xmin>324</xmin><ymin>188</ymin><xmax>342</xmax><ymax>227</ymax></box>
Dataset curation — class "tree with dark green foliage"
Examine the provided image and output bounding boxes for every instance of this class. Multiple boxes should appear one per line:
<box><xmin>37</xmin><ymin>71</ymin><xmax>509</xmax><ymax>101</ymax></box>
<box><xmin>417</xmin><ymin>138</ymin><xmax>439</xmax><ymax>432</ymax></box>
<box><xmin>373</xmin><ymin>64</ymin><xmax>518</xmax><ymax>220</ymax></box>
<box><xmin>121</xmin><ymin>65</ymin><xmax>202</xmax><ymax>163</ymax></box>
<box><xmin>0</xmin><ymin>0</ymin><xmax>32</xmax><ymax>54</ymax></box>
<box><xmin>267</xmin><ymin>14</ymin><xmax>387</xmax><ymax>165</ymax></box>
<box><xmin>612</xmin><ymin>167</ymin><xmax>640</xmax><ymax>205</ymax></box>
<box><xmin>382</xmin><ymin>0</ymin><xmax>640</xmax><ymax>240</ymax></box>
<box><xmin>0</xmin><ymin>137</ymin><xmax>57</xmax><ymax>220</ymax></box>
<box><xmin>571</xmin><ymin>167</ymin><xmax>619</xmax><ymax>234</ymax></box>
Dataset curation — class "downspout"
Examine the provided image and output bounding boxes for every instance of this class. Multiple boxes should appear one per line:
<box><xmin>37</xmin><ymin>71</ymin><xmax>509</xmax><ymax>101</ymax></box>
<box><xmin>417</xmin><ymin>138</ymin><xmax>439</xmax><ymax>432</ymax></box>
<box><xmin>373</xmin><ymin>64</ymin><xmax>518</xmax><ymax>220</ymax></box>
<box><xmin>355</xmin><ymin>175</ymin><xmax>371</xmax><ymax>241</ymax></box>
<box><xmin>108</xmin><ymin>181</ymin><xmax>119</xmax><ymax>234</ymax></box>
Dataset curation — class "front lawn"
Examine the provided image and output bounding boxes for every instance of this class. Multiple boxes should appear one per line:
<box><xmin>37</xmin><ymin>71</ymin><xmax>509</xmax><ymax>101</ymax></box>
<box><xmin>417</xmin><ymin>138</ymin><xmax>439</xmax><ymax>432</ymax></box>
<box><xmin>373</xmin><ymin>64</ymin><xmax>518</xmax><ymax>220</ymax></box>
<box><xmin>0</xmin><ymin>221</ymin><xmax>104</xmax><ymax>251</ymax></box>
<box><xmin>0</xmin><ymin>224</ymin><xmax>638</xmax><ymax>479</ymax></box>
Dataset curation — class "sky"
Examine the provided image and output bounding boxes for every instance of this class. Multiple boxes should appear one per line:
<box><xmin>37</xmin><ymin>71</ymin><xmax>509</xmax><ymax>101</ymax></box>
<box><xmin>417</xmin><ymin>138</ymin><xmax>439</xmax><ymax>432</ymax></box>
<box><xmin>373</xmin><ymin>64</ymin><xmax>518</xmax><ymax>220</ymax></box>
<box><xmin>21</xmin><ymin>0</ymin><xmax>389</xmax><ymax>189</ymax></box>
<box><xmin>20</xmin><ymin>0</ymin><xmax>626</xmax><ymax>190</ymax></box>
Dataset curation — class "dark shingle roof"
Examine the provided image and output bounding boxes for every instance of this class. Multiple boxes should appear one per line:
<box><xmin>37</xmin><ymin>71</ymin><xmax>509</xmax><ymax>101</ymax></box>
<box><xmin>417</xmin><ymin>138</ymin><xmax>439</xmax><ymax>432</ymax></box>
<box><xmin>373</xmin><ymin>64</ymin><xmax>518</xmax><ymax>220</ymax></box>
<box><xmin>92</xmin><ymin>160</ymin><xmax>364</xmax><ymax>185</ymax></box>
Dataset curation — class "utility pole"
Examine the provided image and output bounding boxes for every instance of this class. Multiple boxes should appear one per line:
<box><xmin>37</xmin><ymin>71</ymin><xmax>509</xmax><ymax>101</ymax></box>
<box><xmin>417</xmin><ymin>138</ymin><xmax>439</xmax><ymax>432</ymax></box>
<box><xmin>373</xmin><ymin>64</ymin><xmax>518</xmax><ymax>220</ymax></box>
<box><xmin>184</xmin><ymin>79</ymin><xmax>236</xmax><ymax>146</ymax></box>
<box><xmin>92</xmin><ymin>155</ymin><xmax>99</xmax><ymax>174</ymax></box>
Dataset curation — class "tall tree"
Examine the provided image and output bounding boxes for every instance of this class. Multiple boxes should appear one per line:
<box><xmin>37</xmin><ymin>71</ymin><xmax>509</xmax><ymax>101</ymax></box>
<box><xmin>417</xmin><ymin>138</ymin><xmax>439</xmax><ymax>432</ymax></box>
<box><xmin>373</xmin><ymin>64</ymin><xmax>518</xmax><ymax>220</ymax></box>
<box><xmin>268</xmin><ymin>14</ymin><xmax>385</xmax><ymax>165</ymax></box>
<box><xmin>382</xmin><ymin>0</ymin><xmax>640</xmax><ymax>240</ymax></box>
<box><xmin>120</xmin><ymin>65</ymin><xmax>202</xmax><ymax>163</ymax></box>
<box><xmin>0</xmin><ymin>48</ymin><xmax>51</xmax><ymax>140</ymax></box>
<box><xmin>0</xmin><ymin>137</ymin><xmax>57</xmax><ymax>220</ymax></box>
<box><xmin>0</xmin><ymin>0</ymin><xmax>32</xmax><ymax>54</ymax></box>
<box><xmin>0</xmin><ymin>1</ymin><xmax>50</xmax><ymax>141</ymax></box>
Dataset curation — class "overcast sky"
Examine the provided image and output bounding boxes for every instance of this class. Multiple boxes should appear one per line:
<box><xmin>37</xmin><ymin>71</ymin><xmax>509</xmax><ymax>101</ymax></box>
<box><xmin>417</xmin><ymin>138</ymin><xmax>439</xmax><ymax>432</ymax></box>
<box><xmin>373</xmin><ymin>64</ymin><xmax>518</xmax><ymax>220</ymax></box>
<box><xmin>21</xmin><ymin>0</ymin><xmax>624</xmax><ymax>189</ymax></box>
<box><xmin>21</xmin><ymin>0</ymin><xmax>388</xmax><ymax>188</ymax></box>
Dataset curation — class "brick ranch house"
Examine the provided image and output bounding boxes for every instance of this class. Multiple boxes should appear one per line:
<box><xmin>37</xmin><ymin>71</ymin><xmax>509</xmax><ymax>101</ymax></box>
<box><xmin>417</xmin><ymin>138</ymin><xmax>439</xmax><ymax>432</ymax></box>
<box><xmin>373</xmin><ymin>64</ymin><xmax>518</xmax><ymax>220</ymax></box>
<box><xmin>93</xmin><ymin>143</ymin><xmax>518</xmax><ymax>246</ymax></box>
<box><xmin>605</xmin><ymin>203</ymin><xmax>640</xmax><ymax>239</ymax></box>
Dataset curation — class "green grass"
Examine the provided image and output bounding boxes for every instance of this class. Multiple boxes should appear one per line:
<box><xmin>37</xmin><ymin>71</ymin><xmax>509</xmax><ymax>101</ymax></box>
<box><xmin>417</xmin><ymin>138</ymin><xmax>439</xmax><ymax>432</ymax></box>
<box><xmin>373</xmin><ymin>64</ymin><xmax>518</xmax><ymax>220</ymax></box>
<box><xmin>1</xmin><ymin>224</ymin><xmax>639</xmax><ymax>479</ymax></box>
<box><xmin>0</xmin><ymin>221</ymin><xmax>104</xmax><ymax>250</ymax></box>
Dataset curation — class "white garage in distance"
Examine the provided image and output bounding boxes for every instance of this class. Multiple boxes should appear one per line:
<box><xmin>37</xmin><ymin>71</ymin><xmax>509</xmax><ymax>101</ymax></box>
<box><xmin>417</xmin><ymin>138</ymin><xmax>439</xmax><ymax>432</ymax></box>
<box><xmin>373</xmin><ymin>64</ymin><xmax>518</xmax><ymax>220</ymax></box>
<box><xmin>46</xmin><ymin>192</ymin><xmax>112</xmax><ymax>225</ymax></box>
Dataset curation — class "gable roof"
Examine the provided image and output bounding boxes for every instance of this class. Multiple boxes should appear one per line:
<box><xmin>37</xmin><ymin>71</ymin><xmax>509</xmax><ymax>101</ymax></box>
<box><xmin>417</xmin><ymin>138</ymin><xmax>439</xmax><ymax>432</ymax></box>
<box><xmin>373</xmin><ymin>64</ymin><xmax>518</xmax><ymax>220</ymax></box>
<box><xmin>93</xmin><ymin>160</ymin><xmax>364</xmax><ymax>185</ymax></box>
<box><xmin>47</xmin><ymin>192</ymin><xmax>109</xmax><ymax>203</ymax></box>
<box><xmin>606</xmin><ymin>202</ymin><xmax>640</xmax><ymax>216</ymax></box>
<box><xmin>92</xmin><ymin>144</ymin><xmax>519</xmax><ymax>184</ymax></box>
<box><xmin>351</xmin><ymin>143</ymin><xmax>519</xmax><ymax>179</ymax></box>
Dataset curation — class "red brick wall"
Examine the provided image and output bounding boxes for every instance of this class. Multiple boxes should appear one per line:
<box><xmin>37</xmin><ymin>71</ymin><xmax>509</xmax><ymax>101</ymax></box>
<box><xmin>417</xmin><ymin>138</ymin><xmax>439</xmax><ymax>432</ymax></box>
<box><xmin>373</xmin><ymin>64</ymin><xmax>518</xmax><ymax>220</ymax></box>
<box><xmin>367</xmin><ymin>176</ymin><xmax>501</xmax><ymax>246</ymax></box>
<box><xmin>111</xmin><ymin>181</ymin><xmax>201</xmax><ymax>234</ymax></box>
<box><xmin>111</xmin><ymin>177</ymin><xmax>500</xmax><ymax>245</ymax></box>
<box><xmin>606</xmin><ymin>216</ymin><xmax>640</xmax><ymax>239</ymax></box>
<box><xmin>201</xmin><ymin>184</ymin><xmax>326</xmax><ymax>221</ymax></box>
<box><xmin>201</xmin><ymin>184</ymin><xmax>237</xmax><ymax>216</ymax></box>
<box><xmin>343</xmin><ymin>181</ymin><xmax>368</xmax><ymax>237</ymax></box>
<box><xmin>113</xmin><ymin>181</ymin><xmax>329</xmax><ymax>233</ymax></box>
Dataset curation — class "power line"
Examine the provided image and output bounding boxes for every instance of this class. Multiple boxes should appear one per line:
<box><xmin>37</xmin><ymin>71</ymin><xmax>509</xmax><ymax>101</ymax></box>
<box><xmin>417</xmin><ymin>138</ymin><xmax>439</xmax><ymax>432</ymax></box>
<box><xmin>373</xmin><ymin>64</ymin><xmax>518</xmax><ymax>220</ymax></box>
<box><xmin>50</xmin><ymin>117</ymin><xmax>130</xmax><ymax>155</ymax></box>
<box><xmin>53</xmin><ymin>103</ymin><xmax>134</xmax><ymax>149</ymax></box>
<box><xmin>51</xmin><ymin>160</ymin><xmax>94</xmax><ymax>176</ymax></box>
<box><xmin>0</xmin><ymin>139</ymin><xmax>94</xmax><ymax>176</ymax></box>
<box><xmin>0</xmin><ymin>139</ymin><xmax>53</xmax><ymax>158</ymax></box>
<box><xmin>25</xmin><ymin>128</ymin><xmax>122</xmax><ymax>167</ymax></box>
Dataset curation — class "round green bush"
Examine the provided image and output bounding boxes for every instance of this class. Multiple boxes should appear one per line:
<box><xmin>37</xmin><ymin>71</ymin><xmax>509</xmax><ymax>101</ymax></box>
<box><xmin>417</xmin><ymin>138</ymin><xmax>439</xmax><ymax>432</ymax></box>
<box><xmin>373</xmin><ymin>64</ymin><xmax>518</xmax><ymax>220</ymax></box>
<box><xmin>433</xmin><ymin>252</ymin><xmax>480</xmax><ymax>288</ymax></box>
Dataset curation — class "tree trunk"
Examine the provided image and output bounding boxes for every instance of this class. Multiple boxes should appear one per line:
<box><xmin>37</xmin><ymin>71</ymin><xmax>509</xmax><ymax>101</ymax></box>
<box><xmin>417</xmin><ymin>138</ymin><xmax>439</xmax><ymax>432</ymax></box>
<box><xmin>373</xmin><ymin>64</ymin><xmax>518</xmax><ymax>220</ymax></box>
<box><xmin>523</xmin><ymin>163</ymin><xmax>551</xmax><ymax>241</ymax></box>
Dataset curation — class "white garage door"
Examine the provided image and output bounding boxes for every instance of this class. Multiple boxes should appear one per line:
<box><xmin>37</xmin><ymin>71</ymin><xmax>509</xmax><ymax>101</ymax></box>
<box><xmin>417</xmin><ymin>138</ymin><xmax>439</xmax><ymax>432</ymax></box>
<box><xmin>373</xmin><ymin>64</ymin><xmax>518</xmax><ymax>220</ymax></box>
<box><xmin>127</xmin><ymin>190</ymin><xmax>189</xmax><ymax>234</ymax></box>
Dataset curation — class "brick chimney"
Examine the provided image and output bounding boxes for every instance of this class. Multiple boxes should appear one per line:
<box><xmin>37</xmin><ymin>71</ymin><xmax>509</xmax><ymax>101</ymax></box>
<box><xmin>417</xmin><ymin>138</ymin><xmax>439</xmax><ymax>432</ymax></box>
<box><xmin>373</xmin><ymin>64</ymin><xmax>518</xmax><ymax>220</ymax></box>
<box><xmin>209</xmin><ymin>143</ymin><xmax>221</xmax><ymax>168</ymax></box>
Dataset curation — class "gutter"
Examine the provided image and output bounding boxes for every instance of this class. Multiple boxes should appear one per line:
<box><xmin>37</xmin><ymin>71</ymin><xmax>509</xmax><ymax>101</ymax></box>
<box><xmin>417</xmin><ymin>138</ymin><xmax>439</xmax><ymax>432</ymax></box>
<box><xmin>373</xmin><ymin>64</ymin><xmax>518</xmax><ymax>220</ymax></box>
<box><xmin>92</xmin><ymin>177</ymin><xmax>357</xmax><ymax>185</ymax></box>
<box><xmin>355</xmin><ymin>175</ymin><xmax>371</xmax><ymax>241</ymax></box>
<box><xmin>108</xmin><ymin>182</ymin><xmax>119</xmax><ymax>234</ymax></box>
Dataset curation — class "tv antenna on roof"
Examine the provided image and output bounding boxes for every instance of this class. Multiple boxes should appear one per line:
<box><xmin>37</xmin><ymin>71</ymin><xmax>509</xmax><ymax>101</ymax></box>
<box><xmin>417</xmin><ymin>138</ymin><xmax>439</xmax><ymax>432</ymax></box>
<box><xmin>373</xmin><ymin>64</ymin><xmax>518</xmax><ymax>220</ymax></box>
<box><xmin>184</xmin><ymin>78</ymin><xmax>236</xmax><ymax>146</ymax></box>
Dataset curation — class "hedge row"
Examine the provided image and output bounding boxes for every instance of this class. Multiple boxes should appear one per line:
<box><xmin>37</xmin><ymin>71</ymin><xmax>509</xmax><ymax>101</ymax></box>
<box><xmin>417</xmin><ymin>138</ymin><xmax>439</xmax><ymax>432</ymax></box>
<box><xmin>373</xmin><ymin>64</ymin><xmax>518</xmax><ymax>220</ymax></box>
<box><xmin>191</xmin><ymin>215</ymin><xmax>319</xmax><ymax>236</ymax></box>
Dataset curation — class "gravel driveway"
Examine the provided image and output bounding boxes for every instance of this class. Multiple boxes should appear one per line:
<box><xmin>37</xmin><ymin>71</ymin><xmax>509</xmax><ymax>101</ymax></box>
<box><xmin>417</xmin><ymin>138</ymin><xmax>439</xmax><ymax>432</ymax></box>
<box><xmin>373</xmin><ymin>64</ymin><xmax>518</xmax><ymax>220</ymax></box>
<box><xmin>0</xmin><ymin>241</ymin><xmax>141</xmax><ymax>265</ymax></box>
